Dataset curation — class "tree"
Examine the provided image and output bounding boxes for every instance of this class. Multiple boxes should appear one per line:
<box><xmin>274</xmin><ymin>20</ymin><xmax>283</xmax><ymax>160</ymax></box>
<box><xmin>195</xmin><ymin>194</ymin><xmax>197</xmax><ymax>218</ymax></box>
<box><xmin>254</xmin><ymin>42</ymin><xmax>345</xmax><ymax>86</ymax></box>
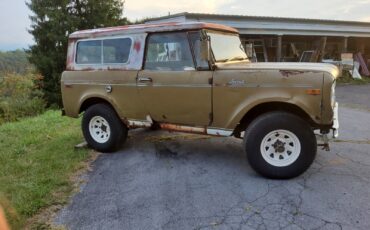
<box><xmin>27</xmin><ymin>0</ymin><xmax>128</xmax><ymax>106</ymax></box>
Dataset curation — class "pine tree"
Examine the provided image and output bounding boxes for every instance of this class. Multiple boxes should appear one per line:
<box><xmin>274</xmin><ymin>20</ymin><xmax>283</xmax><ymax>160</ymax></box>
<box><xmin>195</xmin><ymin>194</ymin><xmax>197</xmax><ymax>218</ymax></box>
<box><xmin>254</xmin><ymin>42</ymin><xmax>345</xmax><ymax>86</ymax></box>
<box><xmin>27</xmin><ymin>0</ymin><xmax>128</xmax><ymax>106</ymax></box>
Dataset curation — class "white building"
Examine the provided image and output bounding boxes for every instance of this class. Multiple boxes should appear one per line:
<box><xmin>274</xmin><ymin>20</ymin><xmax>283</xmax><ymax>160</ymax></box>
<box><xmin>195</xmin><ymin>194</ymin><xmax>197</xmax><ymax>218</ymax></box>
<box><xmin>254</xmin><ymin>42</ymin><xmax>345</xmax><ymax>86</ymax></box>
<box><xmin>147</xmin><ymin>12</ymin><xmax>370</xmax><ymax>63</ymax></box>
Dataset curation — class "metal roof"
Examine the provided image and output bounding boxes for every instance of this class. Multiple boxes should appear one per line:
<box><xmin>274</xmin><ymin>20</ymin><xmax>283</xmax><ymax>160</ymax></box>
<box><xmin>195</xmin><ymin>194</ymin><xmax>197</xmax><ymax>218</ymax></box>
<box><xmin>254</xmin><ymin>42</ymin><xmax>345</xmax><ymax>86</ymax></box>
<box><xmin>146</xmin><ymin>12</ymin><xmax>370</xmax><ymax>37</ymax></box>
<box><xmin>146</xmin><ymin>12</ymin><xmax>370</xmax><ymax>26</ymax></box>
<box><xmin>69</xmin><ymin>21</ymin><xmax>238</xmax><ymax>39</ymax></box>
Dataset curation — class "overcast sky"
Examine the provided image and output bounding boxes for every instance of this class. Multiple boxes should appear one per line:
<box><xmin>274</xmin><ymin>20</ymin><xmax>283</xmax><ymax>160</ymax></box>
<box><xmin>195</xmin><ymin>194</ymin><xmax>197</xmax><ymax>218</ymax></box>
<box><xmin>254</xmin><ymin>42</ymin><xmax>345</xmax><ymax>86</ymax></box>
<box><xmin>1</xmin><ymin>0</ymin><xmax>370</xmax><ymax>51</ymax></box>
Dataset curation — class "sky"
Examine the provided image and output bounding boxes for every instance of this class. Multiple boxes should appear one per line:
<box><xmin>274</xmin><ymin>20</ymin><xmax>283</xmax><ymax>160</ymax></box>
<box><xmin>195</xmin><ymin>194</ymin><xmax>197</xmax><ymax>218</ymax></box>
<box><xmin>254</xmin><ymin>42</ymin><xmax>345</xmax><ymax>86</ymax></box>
<box><xmin>1</xmin><ymin>0</ymin><xmax>370</xmax><ymax>51</ymax></box>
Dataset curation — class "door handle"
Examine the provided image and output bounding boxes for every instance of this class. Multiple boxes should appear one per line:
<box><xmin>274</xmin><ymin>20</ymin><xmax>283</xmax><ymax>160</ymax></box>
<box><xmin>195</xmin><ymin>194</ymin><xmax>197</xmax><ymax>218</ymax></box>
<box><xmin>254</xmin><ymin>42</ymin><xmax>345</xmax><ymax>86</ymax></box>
<box><xmin>137</xmin><ymin>77</ymin><xmax>153</xmax><ymax>83</ymax></box>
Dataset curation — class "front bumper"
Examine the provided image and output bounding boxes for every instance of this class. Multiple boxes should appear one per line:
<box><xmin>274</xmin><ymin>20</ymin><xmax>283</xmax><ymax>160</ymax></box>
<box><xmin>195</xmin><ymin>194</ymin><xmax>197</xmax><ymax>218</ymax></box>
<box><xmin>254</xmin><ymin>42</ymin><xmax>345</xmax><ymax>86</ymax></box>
<box><xmin>316</xmin><ymin>102</ymin><xmax>339</xmax><ymax>151</ymax></box>
<box><xmin>332</xmin><ymin>102</ymin><xmax>339</xmax><ymax>138</ymax></box>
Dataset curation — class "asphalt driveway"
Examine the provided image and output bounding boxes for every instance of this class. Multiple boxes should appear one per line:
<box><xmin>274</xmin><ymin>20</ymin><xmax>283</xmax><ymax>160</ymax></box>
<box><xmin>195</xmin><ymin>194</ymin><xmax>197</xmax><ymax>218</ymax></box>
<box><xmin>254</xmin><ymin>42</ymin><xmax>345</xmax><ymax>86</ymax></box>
<box><xmin>55</xmin><ymin>84</ymin><xmax>370</xmax><ymax>230</ymax></box>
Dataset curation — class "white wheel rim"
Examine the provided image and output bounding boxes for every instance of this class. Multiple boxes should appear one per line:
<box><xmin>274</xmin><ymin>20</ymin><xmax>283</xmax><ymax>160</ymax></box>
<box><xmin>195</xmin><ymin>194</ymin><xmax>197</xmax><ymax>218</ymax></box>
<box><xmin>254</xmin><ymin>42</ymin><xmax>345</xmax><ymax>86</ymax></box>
<box><xmin>260</xmin><ymin>129</ymin><xmax>301</xmax><ymax>167</ymax></box>
<box><xmin>89</xmin><ymin>116</ymin><xmax>111</xmax><ymax>143</ymax></box>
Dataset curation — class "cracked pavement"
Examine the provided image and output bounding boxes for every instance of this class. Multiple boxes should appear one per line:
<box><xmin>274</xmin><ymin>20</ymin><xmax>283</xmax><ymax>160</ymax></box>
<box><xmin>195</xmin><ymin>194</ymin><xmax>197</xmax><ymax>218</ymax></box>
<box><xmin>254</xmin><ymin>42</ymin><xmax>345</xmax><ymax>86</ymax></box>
<box><xmin>55</xmin><ymin>84</ymin><xmax>370</xmax><ymax>230</ymax></box>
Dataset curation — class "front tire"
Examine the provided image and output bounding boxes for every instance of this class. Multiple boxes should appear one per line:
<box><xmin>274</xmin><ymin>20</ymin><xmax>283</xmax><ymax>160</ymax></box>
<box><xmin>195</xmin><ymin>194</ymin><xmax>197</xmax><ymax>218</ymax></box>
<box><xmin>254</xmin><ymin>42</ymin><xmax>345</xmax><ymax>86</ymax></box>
<box><xmin>244</xmin><ymin>112</ymin><xmax>317</xmax><ymax>179</ymax></box>
<box><xmin>82</xmin><ymin>104</ymin><xmax>128</xmax><ymax>153</ymax></box>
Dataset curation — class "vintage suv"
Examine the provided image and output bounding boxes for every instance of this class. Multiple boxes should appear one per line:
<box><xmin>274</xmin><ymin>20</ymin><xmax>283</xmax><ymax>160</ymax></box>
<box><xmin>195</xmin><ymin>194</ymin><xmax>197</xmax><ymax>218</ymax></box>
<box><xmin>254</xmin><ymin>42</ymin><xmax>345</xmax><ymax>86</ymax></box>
<box><xmin>61</xmin><ymin>22</ymin><xmax>339</xmax><ymax>179</ymax></box>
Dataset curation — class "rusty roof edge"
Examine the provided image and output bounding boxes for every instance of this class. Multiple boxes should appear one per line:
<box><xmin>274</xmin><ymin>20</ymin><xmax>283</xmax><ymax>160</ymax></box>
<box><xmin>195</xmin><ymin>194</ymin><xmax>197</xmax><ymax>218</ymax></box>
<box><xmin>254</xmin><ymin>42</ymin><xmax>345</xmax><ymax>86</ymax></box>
<box><xmin>146</xmin><ymin>12</ymin><xmax>370</xmax><ymax>26</ymax></box>
<box><xmin>69</xmin><ymin>21</ymin><xmax>238</xmax><ymax>39</ymax></box>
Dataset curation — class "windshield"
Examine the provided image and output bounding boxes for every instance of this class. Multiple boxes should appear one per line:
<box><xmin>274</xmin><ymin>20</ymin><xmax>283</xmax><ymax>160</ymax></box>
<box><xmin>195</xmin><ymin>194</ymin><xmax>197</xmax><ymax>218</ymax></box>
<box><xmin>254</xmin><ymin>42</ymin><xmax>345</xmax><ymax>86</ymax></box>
<box><xmin>207</xmin><ymin>31</ymin><xmax>248</xmax><ymax>62</ymax></box>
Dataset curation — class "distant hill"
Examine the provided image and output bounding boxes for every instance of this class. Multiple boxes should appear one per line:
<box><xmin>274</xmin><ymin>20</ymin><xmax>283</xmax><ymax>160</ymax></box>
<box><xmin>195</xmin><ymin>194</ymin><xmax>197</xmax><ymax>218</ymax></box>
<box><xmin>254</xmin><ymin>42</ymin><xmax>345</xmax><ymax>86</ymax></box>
<box><xmin>0</xmin><ymin>50</ymin><xmax>33</xmax><ymax>74</ymax></box>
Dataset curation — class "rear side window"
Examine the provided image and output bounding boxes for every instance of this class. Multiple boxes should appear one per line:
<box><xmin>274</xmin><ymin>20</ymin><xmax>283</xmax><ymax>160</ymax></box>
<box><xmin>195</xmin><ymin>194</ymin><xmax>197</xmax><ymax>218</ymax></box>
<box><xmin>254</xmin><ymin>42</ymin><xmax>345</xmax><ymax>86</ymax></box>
<box><xmin>76</xmin><ymin>40</ymin><xmax>101</xmax><ymax>64</ymax></box>
<box><xmin>76</xmin><ymin>38</ymin><xmax>132</xmax><ymax>65</ymax></box>
<box><xmin>103</xmin><ymin>38</ymin><xmax>132</xmax><ymax>64</ymax></box>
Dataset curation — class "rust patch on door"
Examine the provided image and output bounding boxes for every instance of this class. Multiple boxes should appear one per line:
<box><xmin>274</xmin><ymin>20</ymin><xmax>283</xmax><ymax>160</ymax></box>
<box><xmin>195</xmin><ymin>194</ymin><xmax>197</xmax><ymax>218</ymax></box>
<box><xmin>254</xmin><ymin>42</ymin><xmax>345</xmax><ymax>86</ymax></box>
<box><xmin>280</xmin><ymin>70</ymin><xmax>306</xmax><ymax>77</ymax></box>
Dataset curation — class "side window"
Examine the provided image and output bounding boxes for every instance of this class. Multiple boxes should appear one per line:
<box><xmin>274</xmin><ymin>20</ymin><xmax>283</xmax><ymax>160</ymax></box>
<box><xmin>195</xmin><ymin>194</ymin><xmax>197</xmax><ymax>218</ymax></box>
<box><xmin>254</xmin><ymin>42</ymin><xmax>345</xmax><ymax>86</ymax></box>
<box><xmin>75</xmin><ymin>38</ymin><xmax>132</xmax><ymax>65</ymax></box>
<box><xmin>145</xmin><ymin>32</ymin><xmax>195</xmax><ymax>71</ymax></box>
<box><xmin>76</xmin><ymin>40</ymin><xmax>102</xmax><ymax>64</ymax></box>
<box><xmin>189</xmin><ymin>32</ymin><xmax>210</xmax><ymax>70</ymax></box>
<box><xmin>103</xmin><ymin>38</ymin><xmax>132</xmax><ymax>64</ymax></box>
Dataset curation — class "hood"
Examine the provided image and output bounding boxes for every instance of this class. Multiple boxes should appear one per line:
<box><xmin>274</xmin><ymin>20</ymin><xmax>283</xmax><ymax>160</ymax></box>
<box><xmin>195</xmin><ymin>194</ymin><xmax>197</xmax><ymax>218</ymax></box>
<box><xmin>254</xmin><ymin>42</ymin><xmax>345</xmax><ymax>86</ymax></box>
<box><xmin>215</xmin><ymin>61</ymin><xmax>340</xmax><ymax>79</ymax></box>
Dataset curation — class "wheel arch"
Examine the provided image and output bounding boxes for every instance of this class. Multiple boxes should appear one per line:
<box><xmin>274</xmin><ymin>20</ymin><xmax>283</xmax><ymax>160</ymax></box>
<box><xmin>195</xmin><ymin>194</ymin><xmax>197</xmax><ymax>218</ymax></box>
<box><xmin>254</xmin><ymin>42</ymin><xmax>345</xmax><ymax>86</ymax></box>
<box><xmin>79</xmin><ymin>97</ymin><xmax>129</xmax><ymax>126</ymax></box>
<box><xmin>234</xmin><ymin>101</ymin><xmax>318</xmax><ymax>137</ymax></box>
<box><xmin>79</xmin><ymin>97</ymin><xmax>115</xmax><ymax>113</ymax></box>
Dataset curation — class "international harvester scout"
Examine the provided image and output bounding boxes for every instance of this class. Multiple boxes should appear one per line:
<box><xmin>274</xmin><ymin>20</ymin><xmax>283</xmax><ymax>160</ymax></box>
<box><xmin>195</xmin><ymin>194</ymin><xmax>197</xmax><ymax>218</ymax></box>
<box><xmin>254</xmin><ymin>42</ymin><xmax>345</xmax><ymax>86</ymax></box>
<box><xmin>61</xmin><ymin>22</ymin><xmax>339</xmax><ymax>179</ymax></box>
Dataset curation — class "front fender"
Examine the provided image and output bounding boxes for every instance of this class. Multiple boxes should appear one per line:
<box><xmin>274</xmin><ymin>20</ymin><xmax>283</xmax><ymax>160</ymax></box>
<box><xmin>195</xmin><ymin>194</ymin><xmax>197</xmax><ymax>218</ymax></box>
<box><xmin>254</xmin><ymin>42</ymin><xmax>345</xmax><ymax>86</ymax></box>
<box><xmin>212</xmin><ymin>69</ymin><xmax>325</xmax><ymax>130</ymax></box>
<box><xmin>225</xmin><ymin>97</ymin><xmax>318</xmax><ymax>130</ymax></box>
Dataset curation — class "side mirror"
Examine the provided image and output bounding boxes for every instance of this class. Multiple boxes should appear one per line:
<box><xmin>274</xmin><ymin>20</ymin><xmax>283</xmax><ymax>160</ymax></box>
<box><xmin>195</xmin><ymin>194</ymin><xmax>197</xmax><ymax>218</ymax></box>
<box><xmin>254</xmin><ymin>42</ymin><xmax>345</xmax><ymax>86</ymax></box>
<box><xmin>200</xmin><ymin>38</ymin><xmax>211</xmax><ymax>61</ymax></box>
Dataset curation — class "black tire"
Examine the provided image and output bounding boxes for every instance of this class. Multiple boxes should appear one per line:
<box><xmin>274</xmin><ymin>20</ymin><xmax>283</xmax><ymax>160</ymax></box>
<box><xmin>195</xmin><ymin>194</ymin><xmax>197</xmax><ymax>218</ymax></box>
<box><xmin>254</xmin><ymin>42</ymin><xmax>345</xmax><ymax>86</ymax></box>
<box><xmin>82</xmin><ymin>103</ymin><xmax>128</xmax><ymax>153</ymax></box>
<box><xmin>244</xmin><ymin>112</ymin><xmax>317</xmax><ymax>179</ymax></box>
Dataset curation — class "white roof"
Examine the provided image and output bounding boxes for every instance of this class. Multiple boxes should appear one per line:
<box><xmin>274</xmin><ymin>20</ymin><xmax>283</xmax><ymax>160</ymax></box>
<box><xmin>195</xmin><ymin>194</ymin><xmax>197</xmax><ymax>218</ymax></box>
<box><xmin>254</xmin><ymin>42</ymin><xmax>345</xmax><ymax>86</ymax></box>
<box><xmin>146</xmin><ymin>12</ymin><xmax>370</xmax><ymax>37</ymax></box>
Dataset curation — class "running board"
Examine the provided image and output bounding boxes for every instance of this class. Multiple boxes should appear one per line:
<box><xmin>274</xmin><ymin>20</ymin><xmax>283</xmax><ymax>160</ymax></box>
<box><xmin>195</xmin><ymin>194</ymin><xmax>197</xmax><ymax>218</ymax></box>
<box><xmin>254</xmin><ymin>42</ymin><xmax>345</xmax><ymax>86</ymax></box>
<box><xmin>159</xmin><ymin>123</ymin><xmax>233</xmax><ymax>137</ymax></box>
<box><xmin>126</xmin><ymin>118</ymin><xmax>233</xmax><ymax>137</ymax></box>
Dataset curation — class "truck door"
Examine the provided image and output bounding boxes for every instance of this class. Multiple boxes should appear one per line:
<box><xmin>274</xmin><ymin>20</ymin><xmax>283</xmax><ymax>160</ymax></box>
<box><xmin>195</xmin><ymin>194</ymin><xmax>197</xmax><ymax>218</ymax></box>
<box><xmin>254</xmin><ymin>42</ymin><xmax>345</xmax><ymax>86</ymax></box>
<box><xmin>137</xmin><ymin>32</ymin><xmax>213</xmax><ymax>126</ymax></box>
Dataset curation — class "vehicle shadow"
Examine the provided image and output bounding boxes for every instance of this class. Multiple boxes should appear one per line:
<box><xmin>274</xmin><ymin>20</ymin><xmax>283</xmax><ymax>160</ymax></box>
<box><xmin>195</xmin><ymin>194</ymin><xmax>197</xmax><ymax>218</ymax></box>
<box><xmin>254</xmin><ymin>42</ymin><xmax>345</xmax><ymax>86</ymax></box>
<box><xmin>121</xmin><ymin>128</ymin><xmax>253</xmax><ymax>173</ymax></box>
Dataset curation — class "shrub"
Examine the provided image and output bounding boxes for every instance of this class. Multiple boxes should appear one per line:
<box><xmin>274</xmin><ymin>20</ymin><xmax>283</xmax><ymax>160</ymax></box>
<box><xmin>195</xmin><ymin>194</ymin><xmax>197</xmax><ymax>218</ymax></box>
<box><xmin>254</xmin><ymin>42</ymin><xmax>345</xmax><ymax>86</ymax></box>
<box><xmin>0</xmin><ymin>72</ymin><xmax>45</xmax><ymax>124</ymax></box>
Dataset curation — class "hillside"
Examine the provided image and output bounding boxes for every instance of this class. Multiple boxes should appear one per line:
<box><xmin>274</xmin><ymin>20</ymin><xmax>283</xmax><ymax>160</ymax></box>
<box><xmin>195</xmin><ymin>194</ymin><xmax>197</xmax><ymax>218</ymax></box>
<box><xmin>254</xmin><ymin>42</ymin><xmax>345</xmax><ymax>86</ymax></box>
<box><xmin>0</xmin><ymin>50</ymin><xmax>33</xmax><ymax>74</ymax></box>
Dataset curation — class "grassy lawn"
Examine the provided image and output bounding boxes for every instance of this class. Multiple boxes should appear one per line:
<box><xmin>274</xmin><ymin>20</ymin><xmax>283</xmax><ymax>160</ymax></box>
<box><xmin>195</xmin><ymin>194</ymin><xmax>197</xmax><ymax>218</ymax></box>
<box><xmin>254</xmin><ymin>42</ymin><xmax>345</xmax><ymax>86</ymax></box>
<box><xmin>0</xmin><ymin>110</ymin><xmax>91</xmax><ymax>229</ymax></box>
<box><xmin>337</xmin><ymin>71</ymin><xmax>370</xmax><ymax>85</ymax></box>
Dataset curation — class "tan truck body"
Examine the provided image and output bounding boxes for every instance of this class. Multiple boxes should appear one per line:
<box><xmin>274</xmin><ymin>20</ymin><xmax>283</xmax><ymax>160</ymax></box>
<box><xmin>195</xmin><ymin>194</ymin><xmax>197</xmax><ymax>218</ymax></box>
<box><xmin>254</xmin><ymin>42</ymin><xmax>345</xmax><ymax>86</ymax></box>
<box><xmin>61</xmin><ymin>22</ymin><xmax>339</xmax><ymax>178</ymax></box>
<box><xmin>62</xmin><ymin>22</ymin><xmax>339</xmax><ymax>137</ymax></box>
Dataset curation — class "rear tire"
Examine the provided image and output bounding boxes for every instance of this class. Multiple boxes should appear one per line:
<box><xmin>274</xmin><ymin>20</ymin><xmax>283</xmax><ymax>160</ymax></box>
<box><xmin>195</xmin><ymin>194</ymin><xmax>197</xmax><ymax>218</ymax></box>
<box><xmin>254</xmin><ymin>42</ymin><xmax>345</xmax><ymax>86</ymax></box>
<box><xmin>82</xmin><ymin>104</ymin><xmax>128</xmax><ymax>153</ymax></box>
<box><xmin>244</xmin><ymin>112</ymin><xmax>317</xmax><ymax>179</ymax></box>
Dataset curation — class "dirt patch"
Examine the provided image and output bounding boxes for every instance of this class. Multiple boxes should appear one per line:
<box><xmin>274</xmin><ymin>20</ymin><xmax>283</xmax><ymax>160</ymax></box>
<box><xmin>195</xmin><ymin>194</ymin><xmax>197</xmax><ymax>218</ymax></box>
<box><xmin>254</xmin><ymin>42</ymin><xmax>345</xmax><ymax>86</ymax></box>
<box><xmin>340</xmin><ymin>103</ymin><xmax>370</xmax><ymax>112</ymax></box>
<box><xmin>155</xmin><ymin>144</ymin><xmax>179</xmax><ymax>158</ymax></box>
<box><xmin>333</xmin><ymin>139</ymin><xmax>370</xmax><ymax>145</ymax></box>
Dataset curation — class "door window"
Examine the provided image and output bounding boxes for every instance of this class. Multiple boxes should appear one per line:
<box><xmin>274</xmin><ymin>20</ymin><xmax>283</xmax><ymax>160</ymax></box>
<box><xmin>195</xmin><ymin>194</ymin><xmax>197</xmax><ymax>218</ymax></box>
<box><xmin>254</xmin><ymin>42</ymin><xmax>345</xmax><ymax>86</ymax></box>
<box><xmin>145</xmin><ymin>33</ymin><xmax>195</xmax><ymax>71</ymax></box>
<box><xmin>189</xmin><ymin>32</ymin><xmax>210</xmax><ymax>70</ymax></box>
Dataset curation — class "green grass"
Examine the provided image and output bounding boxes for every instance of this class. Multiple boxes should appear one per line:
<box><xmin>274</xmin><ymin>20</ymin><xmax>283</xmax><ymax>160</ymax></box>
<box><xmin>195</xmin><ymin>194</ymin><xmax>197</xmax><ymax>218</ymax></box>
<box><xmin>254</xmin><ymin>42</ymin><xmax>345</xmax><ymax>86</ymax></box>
<box><xmin>337</xmin><ymin>71</ymin><xmax>370</xmax><ymax>85</ymax></box>
<box><xmin>0</xmin><ymin>111</ymin><xmax>90</xmax><ymax>229</ymax></box>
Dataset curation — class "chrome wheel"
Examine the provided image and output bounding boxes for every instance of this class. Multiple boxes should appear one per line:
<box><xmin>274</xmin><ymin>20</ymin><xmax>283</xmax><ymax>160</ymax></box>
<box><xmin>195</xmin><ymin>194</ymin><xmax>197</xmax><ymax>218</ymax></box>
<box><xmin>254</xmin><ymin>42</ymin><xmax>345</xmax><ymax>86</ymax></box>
<box><xmin>89</xmin><ymin>116</ymin><xmax>111</xmax><ymax>143</ymax></box>
<box><xmin>260</xmin><ymin>129</ymin><xmax>301</xmax><ymax>167</ymax></box>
